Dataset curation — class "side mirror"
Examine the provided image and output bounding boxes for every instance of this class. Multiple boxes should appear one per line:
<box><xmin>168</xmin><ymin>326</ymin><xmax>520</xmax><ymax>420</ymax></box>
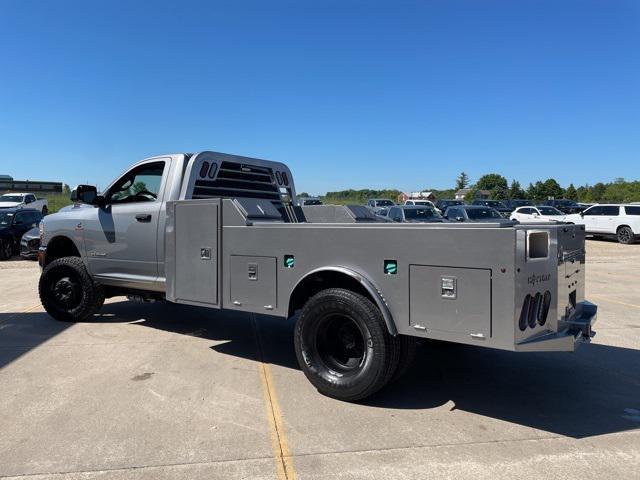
<box><xmin>456</xmin><ymin>216</ymin><xmax>464</xmax><ymax>222</ymax></box>
<box><xmin>579</xmin><ymin>211</ymin><xmax>584</xmax><ymax>217</ymax></box>
<box><xmin>71</xmin><ymin>185</ymin><xmax>101</xmax><ymax>205</ymax></box>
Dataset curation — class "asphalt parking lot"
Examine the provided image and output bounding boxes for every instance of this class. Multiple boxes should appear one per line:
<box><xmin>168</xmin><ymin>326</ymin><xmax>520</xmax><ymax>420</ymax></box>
<box><xmin>0</xmin><ymin>240</ymin><xmax>639</xmax><ymax>480</ymax></box>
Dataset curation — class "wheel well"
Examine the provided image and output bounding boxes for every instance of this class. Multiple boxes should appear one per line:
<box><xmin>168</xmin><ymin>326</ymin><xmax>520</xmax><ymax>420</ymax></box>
<box><xmin>288</xmin><ymin>269</ymin><xmax>397</xmax><ymax>336</ymax></box>
<box><xmin>617</xmin><ymin>224</ymin><xmax>632</xmax><ymax>233</ymax></box>
<box><xmin>44</xmin><ymin>236</ymin><xmax>81</xmax><ymax>266</ymax></box>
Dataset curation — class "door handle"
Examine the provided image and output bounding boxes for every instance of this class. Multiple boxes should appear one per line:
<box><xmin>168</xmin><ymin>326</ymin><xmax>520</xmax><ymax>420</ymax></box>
<box><xmin>135</xmin><ymin>214</ymin><xmax>152</xmax><ymax>223</ymax></box>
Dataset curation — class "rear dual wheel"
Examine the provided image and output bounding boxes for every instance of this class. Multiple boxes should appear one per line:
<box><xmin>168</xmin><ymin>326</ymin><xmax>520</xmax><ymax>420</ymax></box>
<box><xmin>294</xmin><ymin>288</ymin><xmax>414</xmax><ymax>402</ymax></box>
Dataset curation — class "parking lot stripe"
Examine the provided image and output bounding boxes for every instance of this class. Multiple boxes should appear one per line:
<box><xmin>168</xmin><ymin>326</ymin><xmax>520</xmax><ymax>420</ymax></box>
<box><xmin>251</xmin><ymin>314</ymin><xmax>296</xmax><ymax>480</ymax></box>
<box><xmin>589</xmin><ymin>294</ymin><xmax>640</xmax><ymax>310</ymax></box>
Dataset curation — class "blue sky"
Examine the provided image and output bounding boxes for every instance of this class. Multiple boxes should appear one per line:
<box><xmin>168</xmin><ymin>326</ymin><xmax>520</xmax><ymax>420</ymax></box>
<box><xmin>1</xmin><ymin>0</ymin><xmax>638</xmax><ymax>195</ymax></box>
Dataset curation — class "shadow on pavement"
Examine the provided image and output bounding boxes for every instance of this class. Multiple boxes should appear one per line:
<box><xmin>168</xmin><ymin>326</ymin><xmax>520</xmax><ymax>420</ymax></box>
<box><xmin>0</xmin><ymin>311</ymin><xmax>73</xmax><ymax>369</ymax></box>
<box><xmin>2</xmin><ymin>299</ymin><xmax>639</xmax><ymax>439</ymax></box>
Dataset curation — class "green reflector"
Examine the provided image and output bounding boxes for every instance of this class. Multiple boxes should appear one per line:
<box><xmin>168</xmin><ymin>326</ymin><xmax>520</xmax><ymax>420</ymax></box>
<box><xmin>284</xmin><ymin>255</ymin><xmax>295</xmax><ymax>268</ymax></box>
<box><xmin>384</xmin><ymin>260</ymin><xmax>397</xmax><ymax>275</ymax></box>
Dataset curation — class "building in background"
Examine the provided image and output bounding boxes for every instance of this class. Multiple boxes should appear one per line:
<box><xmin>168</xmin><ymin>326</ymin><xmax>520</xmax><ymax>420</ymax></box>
<box><xmin>0</xmin><ymin>175</ymin><xmax>62</xmax><ymax>195</ymax></box>
<box><xmin>398</xmin><ymin>191</ymin><xmax>436</xmax><ymax>203</ymax></box>
<box><xmin>455</xmin><ymin>188</ymin><xmax>491</xmax><ymax>200</ymax></box>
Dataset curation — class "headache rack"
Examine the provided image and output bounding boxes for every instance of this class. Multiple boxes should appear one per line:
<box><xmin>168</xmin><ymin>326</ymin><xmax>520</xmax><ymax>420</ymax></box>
<box><xmin>181</xmin><ymin>151</ymin><xmax>300</xmax><ymax>222</ymax></box>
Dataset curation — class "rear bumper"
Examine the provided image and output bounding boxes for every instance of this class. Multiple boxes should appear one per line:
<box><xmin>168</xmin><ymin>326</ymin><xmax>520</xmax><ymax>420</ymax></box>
<box><xmin>515</xmin><ymin>301</ymin><xmax>597</xmax><ymax>352</ymax></box>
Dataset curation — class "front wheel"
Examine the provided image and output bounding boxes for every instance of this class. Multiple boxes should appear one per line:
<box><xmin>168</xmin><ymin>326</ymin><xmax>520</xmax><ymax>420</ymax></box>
<box><xmin>39</xmin><ymin>257</ymin><xmax>105</xmax><ymax>321</ymax></box>
<box><xmin>617</xmin><ymin>226</ymin><xmax>635</xmax><ymax>244</ymax></box>
<box><xmin>42</xmin><ymin>206</ymin><xmax>48</xmax><ymax>215</ymax></box>
<box><xmin>294</xmin><ymin>288</ymin><xmax>400</xmax><ymax>401</ymax></box>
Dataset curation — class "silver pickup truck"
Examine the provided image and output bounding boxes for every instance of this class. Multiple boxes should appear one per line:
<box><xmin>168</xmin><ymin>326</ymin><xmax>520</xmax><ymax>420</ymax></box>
<box><xmin>38</xmin><ymin>151</ymin><xmax>597</xmax><ymax>401</ymax></box>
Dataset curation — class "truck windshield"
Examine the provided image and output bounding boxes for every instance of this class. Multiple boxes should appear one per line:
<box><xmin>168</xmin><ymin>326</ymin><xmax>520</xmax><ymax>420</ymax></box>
<box><xmin>557</xmin><ymin>200</ymin><xmax>577</xmax><ymax>206</ymax></box>
<box><xmin>0</xmin><ymin>212</ymin><xmax>15</xmax><ymax>226</ymax></box>
<box><xmin>404</xmin><ymin>208</ymin><xmax>440</xmax><ymax>219</ymax></box>
<box><xmin>0</xmin><ymin>195</ymin><xmax>23</xmax><ymax>202</ymax></box>
<box><xmin>376</xmin><ymin>200</ymin><xmax>394</xmax><ymax>207</ymax></box>
<box><xmin>466</xmin><ymin>208</ymin><xmax>501</xmax><ymax>219</ymax></box>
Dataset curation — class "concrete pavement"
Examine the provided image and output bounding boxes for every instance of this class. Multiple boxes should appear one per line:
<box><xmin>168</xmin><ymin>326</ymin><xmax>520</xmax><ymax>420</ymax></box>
<box><xmin>0</xmin><ymin>239</ymin><xmax>638</xmax><ymax>479</ymax></box>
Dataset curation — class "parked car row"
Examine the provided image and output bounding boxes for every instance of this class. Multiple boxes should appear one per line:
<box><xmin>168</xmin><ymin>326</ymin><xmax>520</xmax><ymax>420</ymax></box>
<box><xmin>363</xmin><ymin>198</ymin><xmax>639</xmax><ymax>244</ymax></box>
<box><xmin>0</xmin><ymin>208</ymin><xmax>42</xmax><ymax>260</ymax></box>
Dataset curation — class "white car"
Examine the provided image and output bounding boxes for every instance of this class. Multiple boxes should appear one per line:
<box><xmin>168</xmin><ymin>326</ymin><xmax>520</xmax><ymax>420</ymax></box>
<box><xmin>564</xmin><ymin>204</ymin><xmax>640</xmax><ymax>244</ymax></box>
<box><xmin>404</xmin><ymin>199</ymin><xmax>435</xmax><ymax>208</ymax></box>
<box><xmin>0</xmin><ymin>193</ymin><xmax>48</xmax><ymax>214</ymax></box>
<box><xmin>510</xmin><ymin>206</ymin><xmax>566</xmax><ymax>223</ymax></box>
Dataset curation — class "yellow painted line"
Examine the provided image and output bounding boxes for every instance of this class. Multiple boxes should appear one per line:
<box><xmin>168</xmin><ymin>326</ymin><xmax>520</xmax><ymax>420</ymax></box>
<box><xmin>251</xmin><ymin>314</ymin><xmax>296</xmax><ymax>480</ymax></box>
<box><xmin>0</xmin><ymin>303</ymin><xmax>41</xmax><ymax>325</ymax></box>
<box><xmin>589</xmin><ymin>294</ymin><xmax>640</xmax><ymax>310</ymax></box>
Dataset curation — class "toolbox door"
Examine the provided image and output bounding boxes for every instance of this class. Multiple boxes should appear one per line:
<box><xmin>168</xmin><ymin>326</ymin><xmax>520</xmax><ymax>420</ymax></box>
<box><xmin>172</xmin><ymin>200</ymin><xmax>220</xmax><ymax>306</ymax></box>
<box><xmin>410</xmin><ymin>265</ymin><xmax>492</xmax><ymax>338</ymax></box>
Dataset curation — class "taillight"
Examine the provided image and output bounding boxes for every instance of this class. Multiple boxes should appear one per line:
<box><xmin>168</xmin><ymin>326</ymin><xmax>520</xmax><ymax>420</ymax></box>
<box><xmin>519</xmin><ymin>290</ymin><xmax>551</xmax><ymax>331</ymax></box>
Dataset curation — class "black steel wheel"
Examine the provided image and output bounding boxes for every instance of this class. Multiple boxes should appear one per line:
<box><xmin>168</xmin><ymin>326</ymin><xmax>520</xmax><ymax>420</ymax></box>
<box><xmin>294</xmin><ymin>288</ymin><xmax>400</xmax><ymax>401</ymax></box>
<box><xmin>617</xmin><ymin>226</ymin><xmax>635</xmax><ymax>245</ymax></box>
<box><xmin>39</xmin><ymin>257</ymin><xmax>105</xmax><ymax>322</ymax></box>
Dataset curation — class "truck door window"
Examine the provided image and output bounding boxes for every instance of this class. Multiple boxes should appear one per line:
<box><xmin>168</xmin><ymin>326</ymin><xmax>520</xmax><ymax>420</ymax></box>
<box><xmin>601</xmin><ymin>206</ymin><xmax>619</xmax><ymax>216</ymax></box>
<box><xmin>108</xmin><ymin>161</ymin><xmax>165</xmax><ymax>204</ymax></box>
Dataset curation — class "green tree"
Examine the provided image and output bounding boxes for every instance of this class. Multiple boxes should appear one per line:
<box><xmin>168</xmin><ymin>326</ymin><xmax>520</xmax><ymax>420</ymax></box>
<box><xmin>565</xmin><ymin>183</ymin><xmax>578</xmax><ymax>200</ymax></box>
<box><xmin>455</xmin><ymin>172</ymin><xmax>470</xmax><ymax>190</ymax></box>
<box><xmin>475</xmin><ymin>173</ymin><xmax>508</xmax><ymax>200</ymax></box>
<box><xmin>540</xmin><ymin>178</ymin><xmax>564</xmax><ymax>200</ymax></box>
<box><xmin>508</xmin><ymin>180</ymin><xmax>526</xmax><ymax>199</ymax></box>
<box><xmin>298</xmin><ymin>192</ymin><xmax>310</xmax><ymax>198</ymax></box>
<box><xmin>62</xmin><ymin>184</ymin><xmax>71</xmax><ymax>195</ymax></box>
<box><xmin>591</xmin><ymin>183</ymin><xmax>606</xmax><ymax>202</ymax></box>
<box><xmin>527</xmin><ymin>181</ymin><xmax>544</xmax><ymax>201</ymax></box>
<box><xmin>576</xmin><ymin>185</ymin><xmax>590</xmax><ymax>202</ymax></box>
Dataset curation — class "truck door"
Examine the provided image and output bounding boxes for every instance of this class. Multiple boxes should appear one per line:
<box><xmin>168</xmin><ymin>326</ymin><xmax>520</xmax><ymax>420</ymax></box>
<box><xmin>83</xmin><ymin>158</ymin><xmax>171</xmax><ymax>287</ymax></box>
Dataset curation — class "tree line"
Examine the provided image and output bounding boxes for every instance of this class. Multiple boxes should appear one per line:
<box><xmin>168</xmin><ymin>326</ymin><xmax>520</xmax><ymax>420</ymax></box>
<box><xmin>455</xmin><ymin>172</ymin><xmax>640</xmax><ymax>203</ymax></box>
<box><xmin>306</xmin><ymin>174</ymin><xmax>640</xmax><ymax>205</ymax></box>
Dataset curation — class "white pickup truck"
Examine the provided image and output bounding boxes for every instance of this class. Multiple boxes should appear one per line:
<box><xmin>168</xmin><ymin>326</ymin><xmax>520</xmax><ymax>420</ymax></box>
<box><xmin>0</xmin><ymin>193</ymin><xmax>48</xmax><ymax>215</ymax></box>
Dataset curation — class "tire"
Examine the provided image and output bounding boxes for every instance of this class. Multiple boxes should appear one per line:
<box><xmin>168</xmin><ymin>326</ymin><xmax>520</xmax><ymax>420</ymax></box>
<box><xmin>294</xmin><ymin>288</ymin><xmax>400</xmax><ymax>402</ymax></box>
<box><xmin>617</xmin><ymin>226</ymin><xmax>635</xmax><ymax>245</ymax></box>
<box><xmin>391</xmin><ymin>335</ymin><xmax>419</xmax><ymax>383</ymax></box>
<box><xmin>39</xmin><ymin>257</ymin><xmax>105</xmax><ymax>322</ymax></box>
<box><xmin>0</xmin><ymin>238</ymin><xmax>13</xmax><ymax>260</ymax></box>
<box><xmin>42</xmin><ymin>206</ymin><xmax>48</xmax><ymax>216</ymax></box>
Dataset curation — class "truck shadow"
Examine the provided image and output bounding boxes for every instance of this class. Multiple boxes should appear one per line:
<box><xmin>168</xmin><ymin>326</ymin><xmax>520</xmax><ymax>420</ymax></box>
<box><xmin>98</xmin><ymin>300</ymin><xmax>640</xmax><ymax>439</ymax></box>
<box><xmin>2</xmin><ymin>300</ymin><xmax>638</xmax><ymax>440</ymax></box>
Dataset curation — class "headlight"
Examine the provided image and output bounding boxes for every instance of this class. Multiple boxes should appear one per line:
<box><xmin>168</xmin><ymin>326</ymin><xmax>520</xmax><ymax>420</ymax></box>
<box><xmin>39</xmin><ymin>221</ymin><xmax>44</xmax><ymax>241</ymax></box>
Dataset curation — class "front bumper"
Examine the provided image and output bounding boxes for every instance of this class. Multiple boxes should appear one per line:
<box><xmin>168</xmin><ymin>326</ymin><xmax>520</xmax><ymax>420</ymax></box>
<box><xmin>515</xmin><ymin>301</ymin><xmax>597</xmax><ymax>352</ymax></box>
